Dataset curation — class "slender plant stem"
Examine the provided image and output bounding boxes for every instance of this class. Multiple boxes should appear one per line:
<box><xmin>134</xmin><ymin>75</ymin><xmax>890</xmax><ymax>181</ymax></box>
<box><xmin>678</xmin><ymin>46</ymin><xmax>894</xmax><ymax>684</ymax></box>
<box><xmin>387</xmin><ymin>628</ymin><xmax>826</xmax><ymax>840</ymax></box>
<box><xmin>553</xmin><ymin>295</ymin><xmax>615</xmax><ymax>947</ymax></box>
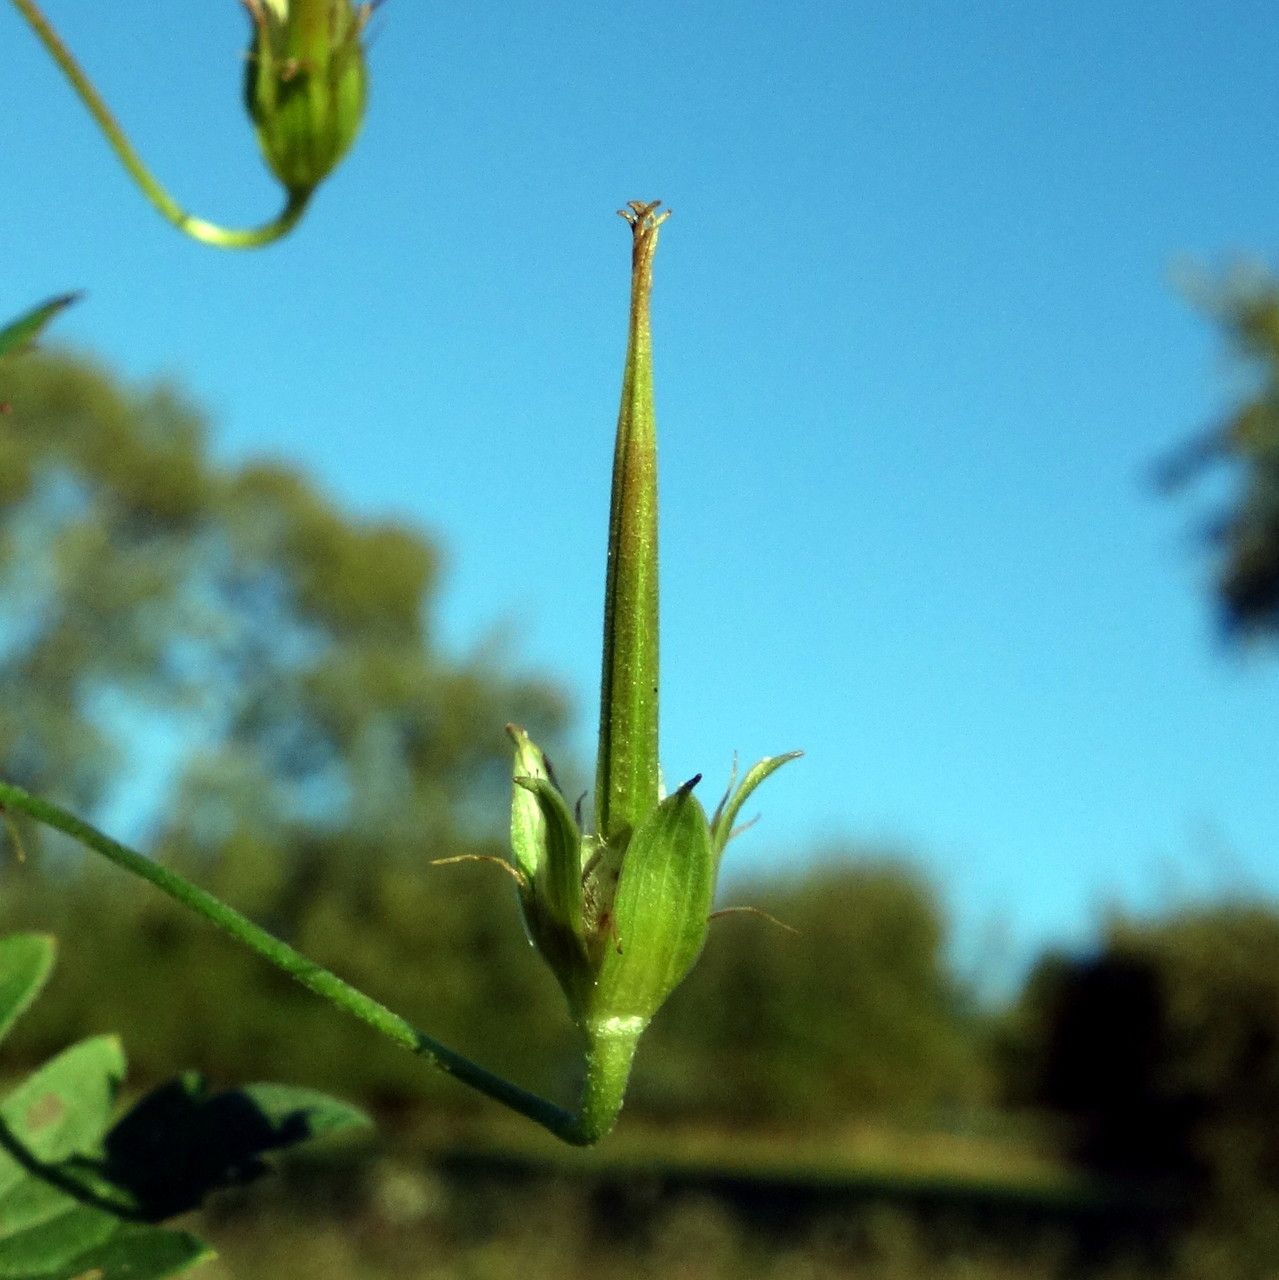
<box><xmin>0</xmin><ymin>780</ymin><xmax>603</xmax><ymax>1145</ymax></box>
<box><xmin>10</xmin><ymin>0</ymin><xmax>310</xmax><ymax>249</ymax></box>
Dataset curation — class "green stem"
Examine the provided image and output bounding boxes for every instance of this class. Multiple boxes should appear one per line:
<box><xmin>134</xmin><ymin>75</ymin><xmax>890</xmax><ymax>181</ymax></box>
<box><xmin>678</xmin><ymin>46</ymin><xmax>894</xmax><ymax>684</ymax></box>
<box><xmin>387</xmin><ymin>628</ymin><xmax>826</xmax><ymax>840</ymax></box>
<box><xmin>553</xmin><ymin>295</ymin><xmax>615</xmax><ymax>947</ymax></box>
<box><xmin>11</xmin><ymin>0</ymin><xmax>311</xmax><ymax>249</ymax></box>
<box><xmin>0</xmin><ymin>780</ymin><xmax>602</xmax><ymax>1145</ymax></box>
<box><xmin>577</xmin><ymin>1016</ymin><xmax>645</xmax><ymax>1144</ymax></box>
<box><xmin>595</xmin><ymin>201</ymin><xmax>669</xmax><ymax>842</ymax></box>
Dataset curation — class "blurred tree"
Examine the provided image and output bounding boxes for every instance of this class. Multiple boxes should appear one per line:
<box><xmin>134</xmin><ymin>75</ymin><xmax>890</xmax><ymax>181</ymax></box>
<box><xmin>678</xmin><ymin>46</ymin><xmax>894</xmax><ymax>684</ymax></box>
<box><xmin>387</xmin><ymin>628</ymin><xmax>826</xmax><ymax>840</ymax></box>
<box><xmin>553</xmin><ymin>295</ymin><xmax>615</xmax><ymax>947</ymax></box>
<box><xmin>0</xmin><ymin>350</ymin><xmax>574</xmax><ymax>1097</ymax></box>
<box><xmin>638</xmin><ymin>855</ymin><xmax>987</xmax><ymax>1125</ymax></box>
<box><xmin>1009</xmin><ymin>903</ymin><xmax>1279</xmax><ymax>1229</ymax></box>
<box><xmin>0</xmin><ymin>350</ymin><xmax>567</xmax><ymax>844</ymax></box>
<box><xmin>1161</xmin><ymin>275</ymin><xmax>1279</xmax><ymax>638</ymax></box>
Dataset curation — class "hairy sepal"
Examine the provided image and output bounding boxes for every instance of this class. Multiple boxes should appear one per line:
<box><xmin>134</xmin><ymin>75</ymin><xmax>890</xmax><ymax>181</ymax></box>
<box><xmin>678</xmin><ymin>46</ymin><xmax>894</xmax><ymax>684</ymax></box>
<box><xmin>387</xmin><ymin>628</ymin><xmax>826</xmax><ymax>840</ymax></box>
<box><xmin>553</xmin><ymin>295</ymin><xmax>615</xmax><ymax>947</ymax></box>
<box><xmin>710</xmin><ymin>751</ymin><xmax>803</xmax><ymax>863</ymax></box>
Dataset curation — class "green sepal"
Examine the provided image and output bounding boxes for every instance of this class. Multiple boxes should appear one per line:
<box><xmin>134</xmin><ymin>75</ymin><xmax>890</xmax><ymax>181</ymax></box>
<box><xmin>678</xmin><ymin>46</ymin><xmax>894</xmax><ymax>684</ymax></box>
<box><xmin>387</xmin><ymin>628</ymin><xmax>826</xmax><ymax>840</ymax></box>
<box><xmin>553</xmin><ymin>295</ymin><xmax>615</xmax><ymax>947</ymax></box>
<box><xmin>507</xmin><ymin>725</ymin><xmax>552</xmax><ymax>885</ymax></box>
<box><xmin>590</xmin><ymin>779</ymin><xmax>715</xmax><ymax>1025</ymax></box>
<box><xmin>514</xmin><ymin>776</ymin><xmax>585</xmax><ymax>942</ymax></box>
<box><xmin>244</xmin><ymin>0</ymin><xmax>369</xmax><ymax>196</ymax></box>
<box><xmin>0</xmin><ymin>296</ymin><xmax>78</xmax><ymax>361</ymax></box>
<box><xmin>710</xmin><ymin>751</ymin><xmax>803</xmax><ymax>863</ymax></box>
<box><xmin>507</xmin><ymin>730</ymin><xmax>594</xmax><ymax>1009</ymax></box>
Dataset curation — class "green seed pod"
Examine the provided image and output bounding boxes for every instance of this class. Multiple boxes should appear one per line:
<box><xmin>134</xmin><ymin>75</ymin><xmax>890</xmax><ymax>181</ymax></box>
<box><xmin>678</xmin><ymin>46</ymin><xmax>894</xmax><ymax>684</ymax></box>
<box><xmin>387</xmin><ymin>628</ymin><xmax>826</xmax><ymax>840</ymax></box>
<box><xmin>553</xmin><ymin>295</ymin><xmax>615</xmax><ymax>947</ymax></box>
<box><xmin>497</xmin><ymin>209</ymin><xmax>802</xmax><ymax>1142</ymax></box>
<box><xmin>243</xmin><ymin>0</ymin><xmax>369</xmax><ymax>197</ymax></box>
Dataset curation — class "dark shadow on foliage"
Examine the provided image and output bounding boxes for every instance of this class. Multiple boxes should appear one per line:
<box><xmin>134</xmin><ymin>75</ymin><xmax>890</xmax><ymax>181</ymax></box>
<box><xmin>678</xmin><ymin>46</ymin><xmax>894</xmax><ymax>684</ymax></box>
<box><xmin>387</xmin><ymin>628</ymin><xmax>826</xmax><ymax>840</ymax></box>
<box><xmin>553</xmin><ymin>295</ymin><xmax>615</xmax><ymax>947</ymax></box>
<box><xmin>101</xmin><ymin>1075</ymin><xmax>322</xmax><ymax>1220</ymax></box>
<box><xmin>0</xmin><ymin>1072</ymin><xmax>363</xmax><ymax>1223</ymax></box>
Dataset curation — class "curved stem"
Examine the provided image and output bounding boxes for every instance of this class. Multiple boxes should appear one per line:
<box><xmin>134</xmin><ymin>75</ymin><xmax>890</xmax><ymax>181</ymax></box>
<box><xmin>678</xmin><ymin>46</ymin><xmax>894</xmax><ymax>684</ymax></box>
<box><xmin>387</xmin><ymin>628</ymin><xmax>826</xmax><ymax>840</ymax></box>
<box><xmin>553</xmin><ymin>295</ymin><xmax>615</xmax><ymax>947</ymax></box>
<box><xmin>11</xmin><ymin>0</ymin><xmax>311</xmax><ymax>249</ymax></box>
<box><xmin>0</xmin><ymin>780</ymin><xmax>599</xmax><ymax>1145</ymax></box>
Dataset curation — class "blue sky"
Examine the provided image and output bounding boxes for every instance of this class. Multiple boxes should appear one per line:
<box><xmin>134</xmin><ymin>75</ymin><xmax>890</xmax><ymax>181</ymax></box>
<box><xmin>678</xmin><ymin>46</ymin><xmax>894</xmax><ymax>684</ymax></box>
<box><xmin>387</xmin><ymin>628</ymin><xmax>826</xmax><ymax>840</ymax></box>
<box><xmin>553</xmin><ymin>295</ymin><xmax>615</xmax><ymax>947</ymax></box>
<box><xmin>6</xmin><ymin>0</ymin><xmax>1279</xmax><ymax>983</ymax></box>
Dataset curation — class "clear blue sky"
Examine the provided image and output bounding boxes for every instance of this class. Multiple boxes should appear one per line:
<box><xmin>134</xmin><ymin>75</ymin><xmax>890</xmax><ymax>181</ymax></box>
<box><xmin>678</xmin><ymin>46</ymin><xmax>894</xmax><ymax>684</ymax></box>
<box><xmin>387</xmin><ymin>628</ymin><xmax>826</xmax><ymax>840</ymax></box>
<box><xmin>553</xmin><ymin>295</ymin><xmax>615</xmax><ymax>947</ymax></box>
<box><xmin>6</xmin><ymin>0</ymin><xmax>1279</xmax><ymax>983</ymax></box>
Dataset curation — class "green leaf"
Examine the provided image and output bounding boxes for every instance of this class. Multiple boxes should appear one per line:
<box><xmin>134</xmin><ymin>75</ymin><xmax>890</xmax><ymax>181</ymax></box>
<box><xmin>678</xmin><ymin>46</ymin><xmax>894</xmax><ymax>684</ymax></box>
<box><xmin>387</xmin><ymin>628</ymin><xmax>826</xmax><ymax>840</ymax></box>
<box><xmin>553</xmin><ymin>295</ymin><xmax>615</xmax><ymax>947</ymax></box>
<box><xmin>0</xmin><ymin>935</ymin><xmax>56</xmax><ymax>1046</ymax></box>
<box><xmin>0</xmin><ymin>296</ymin><xmax>78</xmax><ymax>361</ymax></box>
<box><xmin>0</xmin><ymin>931</ymin><xmax>359</xmax><ymax>1277</ymax></box>
<box><xmin>592</xmin><ymin>781</ymin><xmax>715</xmax><ymax>1024</ymax></box>
<box><xmin>0</xmin><ymin>1176</ymin><xmax>92</xmax><ymax>1248</ymax></box>
<box><xmin>0</xmin><ymin>1036</ymin><xmax>124</xmax><ymax>1168</ymax></box>
<box><xmin>710</xmin><ymin>751</ymin><xmax>803</xmax><ymax>862</ymax></box>
<box><xmin>236</xmin><ymin>1082</ymin><xmax>371</xmax><ymax>1142</ymax></box>
<box><xmin>0</xmin><ymin>1191</ymin><xmax>116</xmax><ymax>1279</ymax></box>
<box><xmin>40</xmin><ymin>1229</ymin><xmax>213</xmax><ymax>1280</ymax></box>
<box><xmin>0</xmin><ymin>1141</ymin><xmax>212</xmax><ymax>1279</ymax></box>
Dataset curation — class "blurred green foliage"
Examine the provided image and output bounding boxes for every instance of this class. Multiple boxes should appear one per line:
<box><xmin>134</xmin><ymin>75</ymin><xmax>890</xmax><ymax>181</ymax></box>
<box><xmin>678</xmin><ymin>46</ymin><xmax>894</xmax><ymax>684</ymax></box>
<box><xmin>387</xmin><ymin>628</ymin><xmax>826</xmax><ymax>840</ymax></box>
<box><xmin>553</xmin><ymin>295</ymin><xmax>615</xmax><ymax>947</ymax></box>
<box><xmin>643</xmin><ymin>858</ymin><xmax>986</xmax><ymax>1123</ymax></box>
<box><xmin>1162</xmin><ymin>274</ymin><xmax>1279</xmax><ymax>636</ymax></box>
<box><xmin>1007</xmin><ymin>903</ymin><xmax>1279</xmax><ymax>1266</ymax></box>
<box><xmin>196</xmin><ymin>1186</ymin><xmax>1144</xmax><ymax>1280</ymax></box>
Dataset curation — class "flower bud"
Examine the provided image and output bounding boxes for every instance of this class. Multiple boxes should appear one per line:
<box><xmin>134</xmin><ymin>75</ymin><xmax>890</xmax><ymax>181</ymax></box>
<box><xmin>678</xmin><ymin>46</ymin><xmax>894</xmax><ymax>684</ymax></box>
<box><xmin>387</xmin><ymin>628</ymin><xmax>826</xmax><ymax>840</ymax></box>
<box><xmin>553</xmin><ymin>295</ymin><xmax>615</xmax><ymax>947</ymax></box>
<box><xmin>243</xmin><ymin>0</ymin><xmax>369</xmax><ymax>196</ymax></box>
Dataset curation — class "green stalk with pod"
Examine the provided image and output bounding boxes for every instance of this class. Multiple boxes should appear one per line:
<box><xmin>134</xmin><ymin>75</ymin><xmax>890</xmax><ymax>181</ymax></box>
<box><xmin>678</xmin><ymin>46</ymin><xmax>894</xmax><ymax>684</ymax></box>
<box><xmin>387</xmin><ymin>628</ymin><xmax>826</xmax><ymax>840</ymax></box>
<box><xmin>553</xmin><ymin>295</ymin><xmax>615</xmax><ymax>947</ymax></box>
<box><xmin>0</xmin><ymin>204</ymin><xmax>798</xmax><ymax>1144</ymax></box>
